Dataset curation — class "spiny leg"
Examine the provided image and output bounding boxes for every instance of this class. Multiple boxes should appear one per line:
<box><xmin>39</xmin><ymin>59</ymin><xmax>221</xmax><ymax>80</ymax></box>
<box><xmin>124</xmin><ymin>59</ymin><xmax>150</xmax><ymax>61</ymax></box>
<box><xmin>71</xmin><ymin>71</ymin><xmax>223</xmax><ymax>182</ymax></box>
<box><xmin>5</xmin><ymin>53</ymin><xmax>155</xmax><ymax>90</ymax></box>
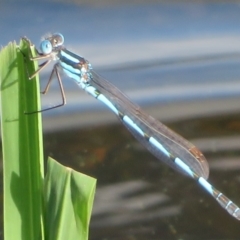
<box><xmin>25</xmin><ymin>64</ymin><xmax>66</xmax><ymax>114</ymax></box>
<box><xmin>41</xmin><ymin>64</ymin><xmax>66</xmax><ymax>106</ymax></box>
<box><xmin>28</xmin><ymin>59</ymin><xmax>51</xmax><ymax>80</ymax></box>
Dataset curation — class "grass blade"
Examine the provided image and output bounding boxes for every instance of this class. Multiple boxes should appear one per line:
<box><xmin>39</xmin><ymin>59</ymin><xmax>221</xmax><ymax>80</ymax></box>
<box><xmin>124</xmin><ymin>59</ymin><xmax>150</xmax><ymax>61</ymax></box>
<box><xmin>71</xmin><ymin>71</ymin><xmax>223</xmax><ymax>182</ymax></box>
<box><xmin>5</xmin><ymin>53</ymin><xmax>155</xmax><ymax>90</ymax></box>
<box><xmin>0</xmin><ymin>39</ymin><xmax>44</xmax><ymax>239</ymax></box>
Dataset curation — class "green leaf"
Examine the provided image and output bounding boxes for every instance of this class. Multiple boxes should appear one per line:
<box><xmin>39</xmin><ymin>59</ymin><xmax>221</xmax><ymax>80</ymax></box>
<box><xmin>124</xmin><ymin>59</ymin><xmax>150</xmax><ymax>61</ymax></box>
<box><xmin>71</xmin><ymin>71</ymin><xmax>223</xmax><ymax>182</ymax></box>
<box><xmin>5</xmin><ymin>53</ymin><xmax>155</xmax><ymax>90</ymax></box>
<box><xmin>44</xmin><ymin>157</ymin><xmax>96</xmax><ymax>240</ymax></box>
<box><xmin>0</xmin><ymin>38</ymin><xmax>96</xmax><ymax>240</ymax></box>
<box><xmin>0</xmin><ymin>39</ymin><xmax>44</xmax><ymax>239</ymax></box>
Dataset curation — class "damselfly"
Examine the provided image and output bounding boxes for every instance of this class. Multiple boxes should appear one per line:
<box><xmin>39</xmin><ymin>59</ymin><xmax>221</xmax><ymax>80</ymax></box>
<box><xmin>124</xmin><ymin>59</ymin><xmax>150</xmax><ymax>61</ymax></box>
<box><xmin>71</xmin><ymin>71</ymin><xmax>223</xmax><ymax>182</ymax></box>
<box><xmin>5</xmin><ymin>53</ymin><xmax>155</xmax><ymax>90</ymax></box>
<box><xmin>25</xmin><ymin>33</ymin><xmax>240</xmax><ymax>220</ymax></box>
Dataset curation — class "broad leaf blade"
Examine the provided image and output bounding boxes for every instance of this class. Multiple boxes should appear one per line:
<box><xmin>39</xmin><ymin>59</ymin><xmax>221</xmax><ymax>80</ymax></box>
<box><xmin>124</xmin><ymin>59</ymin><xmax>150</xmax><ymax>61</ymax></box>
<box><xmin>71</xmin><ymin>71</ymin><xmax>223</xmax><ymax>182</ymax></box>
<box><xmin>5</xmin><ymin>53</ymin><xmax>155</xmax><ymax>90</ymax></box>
<box><xmin>44</xmin><ymin>157</ymin><xmax>96</xmax><ymax>240</ymax></box>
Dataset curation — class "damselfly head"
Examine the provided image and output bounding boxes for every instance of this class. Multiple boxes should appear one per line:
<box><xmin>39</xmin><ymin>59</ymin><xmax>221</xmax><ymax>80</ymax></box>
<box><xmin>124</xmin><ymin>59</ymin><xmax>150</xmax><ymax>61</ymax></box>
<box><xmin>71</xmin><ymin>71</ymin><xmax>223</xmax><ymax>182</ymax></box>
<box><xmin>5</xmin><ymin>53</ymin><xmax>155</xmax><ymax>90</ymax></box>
<box><xmin>48</xmin><ymin>33</ymin><xmax>64</xmax><ymax>48</ymax></box>
<box><xmin>40</xmin><ymin>33</ymin><xmax>64</xmax><ymax>55</ymax></box>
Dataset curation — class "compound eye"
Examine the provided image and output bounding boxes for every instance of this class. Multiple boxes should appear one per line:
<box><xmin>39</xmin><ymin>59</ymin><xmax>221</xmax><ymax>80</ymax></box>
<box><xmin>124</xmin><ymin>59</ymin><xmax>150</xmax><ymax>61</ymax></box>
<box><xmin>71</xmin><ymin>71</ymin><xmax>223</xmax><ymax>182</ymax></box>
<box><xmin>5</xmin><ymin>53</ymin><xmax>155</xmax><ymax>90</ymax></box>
<box><xmin>52</xmin><ymin>33</ymin><xmax>64</xmax><ymax>47</ymax></box>
<box><xmin>40</xmin><ymin>40</ymin><xmax>52</xmax><ymax>55</ymax></box>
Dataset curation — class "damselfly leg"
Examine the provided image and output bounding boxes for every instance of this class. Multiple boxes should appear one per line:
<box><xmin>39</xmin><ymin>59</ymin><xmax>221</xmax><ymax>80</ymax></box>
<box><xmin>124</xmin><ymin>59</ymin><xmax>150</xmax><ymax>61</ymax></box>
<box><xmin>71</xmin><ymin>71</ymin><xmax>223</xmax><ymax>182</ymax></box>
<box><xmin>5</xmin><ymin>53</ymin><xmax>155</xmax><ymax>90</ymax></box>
<box><xmin>22</xmin><ymin>37</ymin><xmax>66</xmax><ymax>113</ymax></box>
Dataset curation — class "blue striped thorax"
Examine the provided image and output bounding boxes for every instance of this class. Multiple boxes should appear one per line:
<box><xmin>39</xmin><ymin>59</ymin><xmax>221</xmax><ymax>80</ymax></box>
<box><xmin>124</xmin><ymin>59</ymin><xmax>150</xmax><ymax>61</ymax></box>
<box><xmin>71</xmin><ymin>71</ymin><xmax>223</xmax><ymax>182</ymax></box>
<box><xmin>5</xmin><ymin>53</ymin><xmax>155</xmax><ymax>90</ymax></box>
<box><xmin>58</xmin><ymin>48</ymin><xmax>93</xmax><ymax>86</ymax></box>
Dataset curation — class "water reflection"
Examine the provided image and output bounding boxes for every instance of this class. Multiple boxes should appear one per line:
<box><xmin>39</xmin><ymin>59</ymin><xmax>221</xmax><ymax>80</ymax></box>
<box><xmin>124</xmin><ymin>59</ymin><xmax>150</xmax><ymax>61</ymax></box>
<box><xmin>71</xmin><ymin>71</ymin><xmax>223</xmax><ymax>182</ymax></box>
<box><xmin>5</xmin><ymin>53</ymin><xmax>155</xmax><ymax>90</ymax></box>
<box><xmin>43</xmin><ymin>112</ymin><xmax>240</xmax><ymax>239</ymax></box>
<box><xmin>92</xmin><ymin>180</ymin><xmax>180</xmax><ymax>228</ymax></box>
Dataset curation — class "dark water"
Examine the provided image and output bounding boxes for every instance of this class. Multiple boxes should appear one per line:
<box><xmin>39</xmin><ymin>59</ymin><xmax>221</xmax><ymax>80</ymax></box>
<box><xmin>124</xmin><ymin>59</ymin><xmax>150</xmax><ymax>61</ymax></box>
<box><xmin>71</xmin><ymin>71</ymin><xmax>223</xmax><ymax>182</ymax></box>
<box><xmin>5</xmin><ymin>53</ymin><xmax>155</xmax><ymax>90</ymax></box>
<box><xmin>43</xmin><ymin>111</ymin><xmax>240</xmax><ymax>240</ymax></box>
